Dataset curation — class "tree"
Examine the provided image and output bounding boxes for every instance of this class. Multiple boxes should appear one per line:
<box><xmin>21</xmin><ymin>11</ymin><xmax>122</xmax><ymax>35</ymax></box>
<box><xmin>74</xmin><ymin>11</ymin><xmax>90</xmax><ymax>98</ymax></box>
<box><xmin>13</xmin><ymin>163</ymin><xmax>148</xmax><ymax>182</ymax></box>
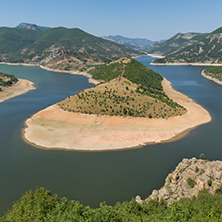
<box><xmin>200</xmin><ymin>153</ymin><xmax>205</xmax><ymax>160</ymax></box>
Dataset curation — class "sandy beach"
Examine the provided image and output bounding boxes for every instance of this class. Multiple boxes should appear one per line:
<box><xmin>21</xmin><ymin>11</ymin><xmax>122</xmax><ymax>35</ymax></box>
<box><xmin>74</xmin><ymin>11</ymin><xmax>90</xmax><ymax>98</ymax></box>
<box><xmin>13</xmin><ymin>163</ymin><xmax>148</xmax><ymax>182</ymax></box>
<box><xmin>23</xmin><ymin>78</ymin><xmax>211</xmax><ymax>151</ymax></box>
<box><xmin>0</xmin><ymin>78</ymin><xmax>35</xmax><ymax>103</ymax></box>
<box><xmin>151</xmin><ymin>62</ymin><xmax>222</xmax><ymax>66</ymax></box>
<box><xmin>201</xmin><ymin>70</ymin><xmax>222</xmax><ymax>86</ymax></box>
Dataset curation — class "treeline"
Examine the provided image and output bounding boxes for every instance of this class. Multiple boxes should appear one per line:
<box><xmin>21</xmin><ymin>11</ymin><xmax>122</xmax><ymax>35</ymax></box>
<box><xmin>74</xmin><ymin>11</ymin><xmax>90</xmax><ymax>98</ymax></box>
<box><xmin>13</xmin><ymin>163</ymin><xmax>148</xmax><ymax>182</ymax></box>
<box><xmin>1</xmin><ymin>188</ymin><xmax>222</xmax><ymax>221</ymax></box>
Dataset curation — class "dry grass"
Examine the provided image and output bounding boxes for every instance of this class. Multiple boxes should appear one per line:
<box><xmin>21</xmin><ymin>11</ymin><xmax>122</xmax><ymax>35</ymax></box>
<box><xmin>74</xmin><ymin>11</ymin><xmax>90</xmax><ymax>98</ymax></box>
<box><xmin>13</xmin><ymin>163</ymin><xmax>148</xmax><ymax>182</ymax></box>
<box><xmin>58</xmin><ymin>77</ymin><xmax>186</xmax><ymax>118</ymax></box>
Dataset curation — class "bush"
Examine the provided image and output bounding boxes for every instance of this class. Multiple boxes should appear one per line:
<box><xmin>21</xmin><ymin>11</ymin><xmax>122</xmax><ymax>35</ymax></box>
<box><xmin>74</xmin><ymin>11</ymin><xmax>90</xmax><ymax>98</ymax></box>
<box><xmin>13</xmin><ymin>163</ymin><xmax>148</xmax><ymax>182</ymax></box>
<box><xmin>187</xmin><ymin>177</ymin><xmax>197</xmax><ymax>188</ymax></box>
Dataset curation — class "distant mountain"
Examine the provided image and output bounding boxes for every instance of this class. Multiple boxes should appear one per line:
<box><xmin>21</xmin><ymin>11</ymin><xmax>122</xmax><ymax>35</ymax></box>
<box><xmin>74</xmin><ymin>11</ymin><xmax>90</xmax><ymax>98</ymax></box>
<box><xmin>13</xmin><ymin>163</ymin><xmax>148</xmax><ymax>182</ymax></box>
<box><xmin>153</xmin><ymin>27</ymin><xmax>222</xmax><ymax>64</ymax></box>
<box><xmin>147</xmin><ymin>32</ymin><xmax>207</xmax><ymax>56</ymax></box>
<box><xmin>0</xmin><ymin>27</ymin><xmax>143</xmax><ymax>71</ymax></box>
<box><xmin>103</xmin><ymin>35</ymin><xmax>162</xmax><ymax>51</ymax></box>
<box><xmin>16</xmin><ymin>23</ymin><xmax>50</xmax><ymax>30</ymax></box>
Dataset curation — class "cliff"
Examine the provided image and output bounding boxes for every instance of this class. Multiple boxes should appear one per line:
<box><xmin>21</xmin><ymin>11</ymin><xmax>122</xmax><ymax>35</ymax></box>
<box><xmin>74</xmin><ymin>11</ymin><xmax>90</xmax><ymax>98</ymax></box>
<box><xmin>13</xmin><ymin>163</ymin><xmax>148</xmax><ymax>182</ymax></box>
<box><xmin>137</xmin><ymin>157</ymin><xmax>222</xmax><ymax>205</ymax></box>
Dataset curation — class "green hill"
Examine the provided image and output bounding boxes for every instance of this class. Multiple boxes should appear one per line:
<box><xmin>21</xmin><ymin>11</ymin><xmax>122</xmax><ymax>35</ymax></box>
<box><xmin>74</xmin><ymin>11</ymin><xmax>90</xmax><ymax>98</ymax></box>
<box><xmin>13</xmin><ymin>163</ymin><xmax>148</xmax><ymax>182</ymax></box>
<box><xmin>153</xmin><ymin>27</ymin><xmax>222</xmax><ymax>64</ymax></box>
<box><xmin>0</xmin><ymin>27</ymin><xmax>143</xmax><ymax>70</ymax></box>
<box><xmin>58</xmin><ymin>58</ymin><xmax>186</xmax><ymax>118</ymax></box>
<box><xmin>147</xmin><ymin>32</ymin><xmax>206</xmax><ymax>56</ymax></box>
<box><xmin>0</xmin><ymin>72</ymin><xmax>18</xmax><ymax>92</ymax></box>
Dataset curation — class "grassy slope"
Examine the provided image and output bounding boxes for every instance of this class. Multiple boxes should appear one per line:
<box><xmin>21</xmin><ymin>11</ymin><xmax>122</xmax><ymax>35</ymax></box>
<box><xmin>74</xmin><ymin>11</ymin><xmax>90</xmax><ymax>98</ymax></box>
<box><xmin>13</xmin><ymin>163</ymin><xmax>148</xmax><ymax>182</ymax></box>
<box><xmin>204</xmin><ymin>66</ymin><xmax>222</xmax><ymax>81</ymax></box>
<box><xmin>58</xmin><ymin>58</ymin><xmax>186</xmax><ymax>118</ymax></box>
<box><xmin>154</xmin><ymin>27</ymin><xmax>222</xmax><ymax>64</ymax></box>
<box><xmin>2</xmin><ymin>187</ymin><xmax>222</xmax><ymax>221</ymax></box>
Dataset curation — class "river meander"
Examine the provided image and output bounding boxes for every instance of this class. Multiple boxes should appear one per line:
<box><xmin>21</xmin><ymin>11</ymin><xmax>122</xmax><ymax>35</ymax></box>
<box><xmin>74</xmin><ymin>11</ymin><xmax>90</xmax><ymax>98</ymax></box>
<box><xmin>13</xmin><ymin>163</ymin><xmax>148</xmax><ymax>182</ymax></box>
<box><xmin>0</xmin><ymin>56</ymin><xmax>221</xmax><ymax>213</ymax></box>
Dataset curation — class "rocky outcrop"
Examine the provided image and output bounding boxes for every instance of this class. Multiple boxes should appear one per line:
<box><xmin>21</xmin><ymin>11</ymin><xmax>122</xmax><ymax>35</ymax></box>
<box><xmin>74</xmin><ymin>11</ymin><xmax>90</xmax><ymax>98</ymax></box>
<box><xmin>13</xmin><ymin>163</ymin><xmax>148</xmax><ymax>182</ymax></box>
<box><xmin>140</xmin><ymin>158</ymin><xmax>222</xmax><ymax>205</ymax></box>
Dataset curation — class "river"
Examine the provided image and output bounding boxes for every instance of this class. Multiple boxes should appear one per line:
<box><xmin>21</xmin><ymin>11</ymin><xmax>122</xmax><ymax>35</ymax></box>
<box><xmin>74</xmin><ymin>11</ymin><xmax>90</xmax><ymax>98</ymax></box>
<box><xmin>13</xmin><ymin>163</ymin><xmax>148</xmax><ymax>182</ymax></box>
<box><xmin>0</xmin><ymin>56</ymin><xmax>221</xmax><ymax>213</ymax></box>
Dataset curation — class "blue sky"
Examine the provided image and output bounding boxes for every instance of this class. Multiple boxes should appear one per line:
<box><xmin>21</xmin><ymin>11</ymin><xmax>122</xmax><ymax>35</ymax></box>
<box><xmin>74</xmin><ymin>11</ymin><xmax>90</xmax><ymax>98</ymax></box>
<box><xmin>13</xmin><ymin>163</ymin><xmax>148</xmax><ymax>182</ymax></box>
<box><xmin>1</xmin><ymin>0</ymin><xmax>222</xmax><ymax>40</ymax></box>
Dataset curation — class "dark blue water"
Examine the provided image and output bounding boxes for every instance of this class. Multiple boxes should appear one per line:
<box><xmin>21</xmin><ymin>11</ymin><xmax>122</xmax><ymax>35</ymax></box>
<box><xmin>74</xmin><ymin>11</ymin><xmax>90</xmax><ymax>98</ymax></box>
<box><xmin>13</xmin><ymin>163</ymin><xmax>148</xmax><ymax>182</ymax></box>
<box><xmin>0</xmin><ymin>57</ymin><xmax>221</xmax><ymax>214</ymax></box>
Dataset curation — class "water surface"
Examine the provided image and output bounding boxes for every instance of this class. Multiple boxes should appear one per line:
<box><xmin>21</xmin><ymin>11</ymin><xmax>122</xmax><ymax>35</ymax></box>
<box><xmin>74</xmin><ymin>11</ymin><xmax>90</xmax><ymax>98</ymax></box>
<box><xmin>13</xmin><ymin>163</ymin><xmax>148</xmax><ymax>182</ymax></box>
<box><xmin>0</xmin><ymin>57</ymin><xmax>221</xmax><ymax>214</ymax></box>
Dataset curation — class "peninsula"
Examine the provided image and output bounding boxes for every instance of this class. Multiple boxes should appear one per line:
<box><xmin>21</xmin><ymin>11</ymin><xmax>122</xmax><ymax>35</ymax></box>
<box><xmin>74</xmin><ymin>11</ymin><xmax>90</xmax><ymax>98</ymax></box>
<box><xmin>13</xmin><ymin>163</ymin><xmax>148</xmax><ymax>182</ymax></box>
<box><xmin>0</xmin><ymin>72</ymin><xmax>35</xmax><ymax>103</ymax></box>
<box><xmin>23</xmin><ymin>58</ymin><xmax>211</xmax><ymax>151</ymax></box>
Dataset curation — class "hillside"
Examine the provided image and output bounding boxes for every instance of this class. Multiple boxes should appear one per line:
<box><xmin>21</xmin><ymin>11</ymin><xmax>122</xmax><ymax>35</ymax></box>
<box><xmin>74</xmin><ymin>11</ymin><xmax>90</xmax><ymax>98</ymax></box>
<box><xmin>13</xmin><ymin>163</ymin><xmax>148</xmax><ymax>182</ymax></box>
<box><xmin>103</xmin><ymin>35</ymin><xmax>156</xmax><ymax>51</ymax></box>
<box><xmin>153</xmin><ymin>27</ymin><xmax>222</xmax><ymax>64</ymax></box>
<box><xmin>0</xmin><ymin>72</ymin><xmax>18</xmax><ymax>92</ymax></box>
<box><xmin>58</xmin><ymin>58</ymin><xmax>186</xmax><ymax>118</ymax></box>
<box><xmin>0</xmin><ymin>26</ymin><xmax>143</xmax><ymax>71</ymax></box>
<box><xmin>144</xmin><ymin>157</ymin><xmax>222</xmax><ymax>205</ymax></box>
<box><xmin>147</xmin><ymin>32</ymin><xmax>206</xmax><ymax>56</ymax></box>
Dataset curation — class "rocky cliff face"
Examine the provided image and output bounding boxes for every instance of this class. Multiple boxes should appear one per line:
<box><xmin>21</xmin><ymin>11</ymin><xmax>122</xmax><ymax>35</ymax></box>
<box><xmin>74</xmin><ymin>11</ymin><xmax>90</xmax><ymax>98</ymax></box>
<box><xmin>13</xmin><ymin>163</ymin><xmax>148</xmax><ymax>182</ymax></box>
<box><xmin>137</xmin><ymin>158</ymin><xmax>222</xmax><ymax>205</ymax></box>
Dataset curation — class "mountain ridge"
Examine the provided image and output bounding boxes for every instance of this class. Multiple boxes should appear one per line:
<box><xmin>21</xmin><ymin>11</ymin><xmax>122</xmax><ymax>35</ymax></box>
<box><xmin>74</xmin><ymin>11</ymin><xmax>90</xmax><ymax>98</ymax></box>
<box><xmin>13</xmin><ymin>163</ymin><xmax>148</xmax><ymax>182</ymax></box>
<box><xmin>0</xmin><ymin>26</ymin><xmax>143</xmax><ymax>71</ymax></box>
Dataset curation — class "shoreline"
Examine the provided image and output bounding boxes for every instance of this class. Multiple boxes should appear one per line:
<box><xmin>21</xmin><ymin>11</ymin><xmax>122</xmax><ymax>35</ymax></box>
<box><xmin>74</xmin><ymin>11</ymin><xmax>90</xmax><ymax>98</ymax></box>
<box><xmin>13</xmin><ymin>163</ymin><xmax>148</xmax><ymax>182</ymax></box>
<box><xmin>151</xmin><ymin>62</ymin><xmax>222</xmax><ymax>66</ymax></box>
<box><xmin>201</xmin><ymin>70</ymin><xmax>222</xmax><ymax>85</ymax></box>
<box><xmin>0</xmin><ymin>78</ymin><xmax>35</xmax><ymax>103</ymax></box>
<box><xmin>22</xmin><ymin>78</ymin><xmax>211</xmax><ymax>151</ymax></box>
<box><xmin>0</xmin><ymin>62</ymin><xmax>101</xmax><ymax>85</ymax></box>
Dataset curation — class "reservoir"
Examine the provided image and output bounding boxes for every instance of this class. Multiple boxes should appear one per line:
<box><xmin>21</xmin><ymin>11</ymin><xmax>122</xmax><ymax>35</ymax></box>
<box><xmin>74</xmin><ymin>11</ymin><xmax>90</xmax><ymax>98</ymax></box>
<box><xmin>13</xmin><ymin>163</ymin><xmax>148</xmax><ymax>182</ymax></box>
<box><xmin>0</xmin><ymin>56</ymin><xmax>221</xmax><ymax>213</ymax></box>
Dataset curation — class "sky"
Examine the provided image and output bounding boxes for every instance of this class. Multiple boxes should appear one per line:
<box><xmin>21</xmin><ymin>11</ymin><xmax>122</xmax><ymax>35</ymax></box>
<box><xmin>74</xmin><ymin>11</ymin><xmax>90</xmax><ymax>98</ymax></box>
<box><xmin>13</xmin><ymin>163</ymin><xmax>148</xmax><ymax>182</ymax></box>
<box><xmin>1</xmin><ymin>0</ymin><xmax>222</xmax><ymax>41</ymax></box>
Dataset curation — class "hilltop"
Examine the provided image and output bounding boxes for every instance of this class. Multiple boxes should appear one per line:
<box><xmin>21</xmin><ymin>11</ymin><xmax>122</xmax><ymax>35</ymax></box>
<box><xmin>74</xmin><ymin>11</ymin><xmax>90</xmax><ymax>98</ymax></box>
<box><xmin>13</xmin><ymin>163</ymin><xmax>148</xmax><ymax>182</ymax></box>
<box><xmin>16</xmin><ymin>23</ymin><xmax>50</xmax><ymax>30</ymax></box>
<box><xmin>58</xmin><ymin>58</ymin><xmax>186</xmax><ymax>118</ymax></box>
<box><xmin>147</xmin><ymin>32</ymin><xmax>206</xmax><ymax>56</ymax></box>
<box><xmin>0</xmin><ymin>26</ymin><xmax>143</xmax><ymax>71</ymax></box>
<box><xmin>153</xmin><ymin>27</ymin><xmax>222</xmax><ymax>64</ymax></box>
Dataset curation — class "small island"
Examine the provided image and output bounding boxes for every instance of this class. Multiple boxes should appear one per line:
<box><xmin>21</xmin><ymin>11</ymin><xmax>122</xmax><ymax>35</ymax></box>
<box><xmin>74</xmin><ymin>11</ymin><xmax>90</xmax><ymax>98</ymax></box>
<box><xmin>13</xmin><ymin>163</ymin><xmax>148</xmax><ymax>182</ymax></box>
<box><xmin>202</xmin><ymin>66</ymin><xmax>222</xmax><ymax>85</ymax></box>
<box><xmin>0</xmin><ymin>72</ymin><xmax>35</xmax><ymax>103</ymax></box>
<box><xmin>23</xmin><ymin>58</ymin><xmax>211</xmax><ymax>151</ymax></box>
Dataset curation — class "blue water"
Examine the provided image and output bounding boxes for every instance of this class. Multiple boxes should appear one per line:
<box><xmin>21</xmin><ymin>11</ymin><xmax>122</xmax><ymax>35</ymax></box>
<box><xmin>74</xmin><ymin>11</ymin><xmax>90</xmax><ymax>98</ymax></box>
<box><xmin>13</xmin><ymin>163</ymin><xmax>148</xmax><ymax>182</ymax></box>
<box><xmin>0</xmin><ymin>57</ymin><xmax>221</xmax><ymax>214</ymax></box>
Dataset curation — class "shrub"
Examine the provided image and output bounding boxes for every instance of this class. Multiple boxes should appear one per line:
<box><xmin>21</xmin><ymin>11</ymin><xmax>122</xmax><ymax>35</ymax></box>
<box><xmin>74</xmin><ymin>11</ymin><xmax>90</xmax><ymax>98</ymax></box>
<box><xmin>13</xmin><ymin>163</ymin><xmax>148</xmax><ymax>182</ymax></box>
<box><xmin>187</xmin><ymin>177</ymin><xmax>197</xmax><ymax>188</ymax></box>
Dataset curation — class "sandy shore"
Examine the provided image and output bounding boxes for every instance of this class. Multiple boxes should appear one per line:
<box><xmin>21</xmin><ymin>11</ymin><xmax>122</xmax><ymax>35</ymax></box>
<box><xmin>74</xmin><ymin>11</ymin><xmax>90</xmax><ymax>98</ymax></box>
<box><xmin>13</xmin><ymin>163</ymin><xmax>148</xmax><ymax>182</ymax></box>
<box><xmin>151</xmin><ymin>62</ymin><xmax>222</xmax><ymax>66</ymax></box>
<box><xmin>23</xmin><ymin>78</ymin><xmax>211</xmax><ymax>151</ymax></box>
<box><xmin>0</xmin><ymin>79</ymin><xmax>35</xmax><ymax>103</ymax></box>
<box><xmin>146</xmin><ymin>54</ymin><xmax>165</xmax><ymax>58</ymax></box>
<box><xmin>201</xmin><ymin>70</ymin><xmax>222</xmax><ymax>85</ymax></box>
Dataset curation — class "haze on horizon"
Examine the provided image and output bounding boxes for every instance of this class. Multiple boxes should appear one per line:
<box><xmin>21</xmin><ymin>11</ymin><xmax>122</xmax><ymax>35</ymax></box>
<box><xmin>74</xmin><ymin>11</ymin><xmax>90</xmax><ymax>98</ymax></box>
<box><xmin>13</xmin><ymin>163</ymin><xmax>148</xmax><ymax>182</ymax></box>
<box><xmin>1</xmin><ymin>0</ymin><xmax>222</xmax><ymax>41</ymax></box>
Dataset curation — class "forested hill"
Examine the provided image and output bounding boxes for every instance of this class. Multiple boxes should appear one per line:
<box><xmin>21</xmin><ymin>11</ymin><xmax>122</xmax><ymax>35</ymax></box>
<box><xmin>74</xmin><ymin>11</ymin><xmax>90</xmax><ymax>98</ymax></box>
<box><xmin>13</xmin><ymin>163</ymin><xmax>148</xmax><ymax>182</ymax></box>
<box><xmin>147</xmin><ymin>32</ymin><xmax>206</xmax><ymax>56</ymax></box>
<box><xmin>0</xmin><ymin>26</ymin><xmax>143</xmax><ymax>71</ymax></box>
<box><xmin>58</xmin><ymin>58</ymin><xmax>186</xmax><ymax>118</ymax></box>
<box><xmin>153</xmin><ymin>27</ymin><xmax>222</xmax><ymax>64</ymax></box>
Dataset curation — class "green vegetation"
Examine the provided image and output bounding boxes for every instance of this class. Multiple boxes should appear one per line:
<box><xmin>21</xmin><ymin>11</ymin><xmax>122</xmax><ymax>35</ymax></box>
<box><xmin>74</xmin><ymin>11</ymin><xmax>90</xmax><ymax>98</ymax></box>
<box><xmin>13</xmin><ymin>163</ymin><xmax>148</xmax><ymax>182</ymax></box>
<box><xmin>2</xmin><ymin>188</ymin><xmax>222</xmax><ymax>221</ymax></box>
<box><xmin>153</xmin><ymin>27</ymin><xmax>222</xmax><ymax>64</ymax></box>
<box><xmin>0</xmin><ymin>27</ymin><xmax>142</xmax><ymax>70</ymax></box>
<box><xmin>208</xmin><ymin>179</ymin><xmax>212</xmax><ymax>187</ymax></box>
<box><xmin>187</xmin><ymin>177</ymin><xmax>197</xmax><ymax>188</ymax></box>
<box><xmin>147</xmin><ymin>32</ymin><xmax>206</xmax><ymax>56</ymax></box>
<box><xmin>59</xmin><ymin>58</ymin><xmax>186</xmax><ymax>118</ymax></box>
<box><xmin>0</xmin><ymin>72</ymin><xmax>18</xmax><ymax>92</ymax></box>
<box><xmin>200</xmin><ymin>153</ymin><xmax>205</xmax><ymax>160</ymax></box>
<box><xmin>204</xmin><ymin>66</ymin><xmax>222</xmax><ymax>81</ymax></box>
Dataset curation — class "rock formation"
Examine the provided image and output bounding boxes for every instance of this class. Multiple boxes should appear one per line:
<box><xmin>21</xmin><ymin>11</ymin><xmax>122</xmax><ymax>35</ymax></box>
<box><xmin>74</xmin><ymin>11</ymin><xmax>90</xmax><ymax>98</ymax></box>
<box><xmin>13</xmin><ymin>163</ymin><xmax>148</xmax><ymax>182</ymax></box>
<box><xmin>138</xmin><ymin>157</ymin><xmax>222</xmax><ymax>205</ymax></box>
